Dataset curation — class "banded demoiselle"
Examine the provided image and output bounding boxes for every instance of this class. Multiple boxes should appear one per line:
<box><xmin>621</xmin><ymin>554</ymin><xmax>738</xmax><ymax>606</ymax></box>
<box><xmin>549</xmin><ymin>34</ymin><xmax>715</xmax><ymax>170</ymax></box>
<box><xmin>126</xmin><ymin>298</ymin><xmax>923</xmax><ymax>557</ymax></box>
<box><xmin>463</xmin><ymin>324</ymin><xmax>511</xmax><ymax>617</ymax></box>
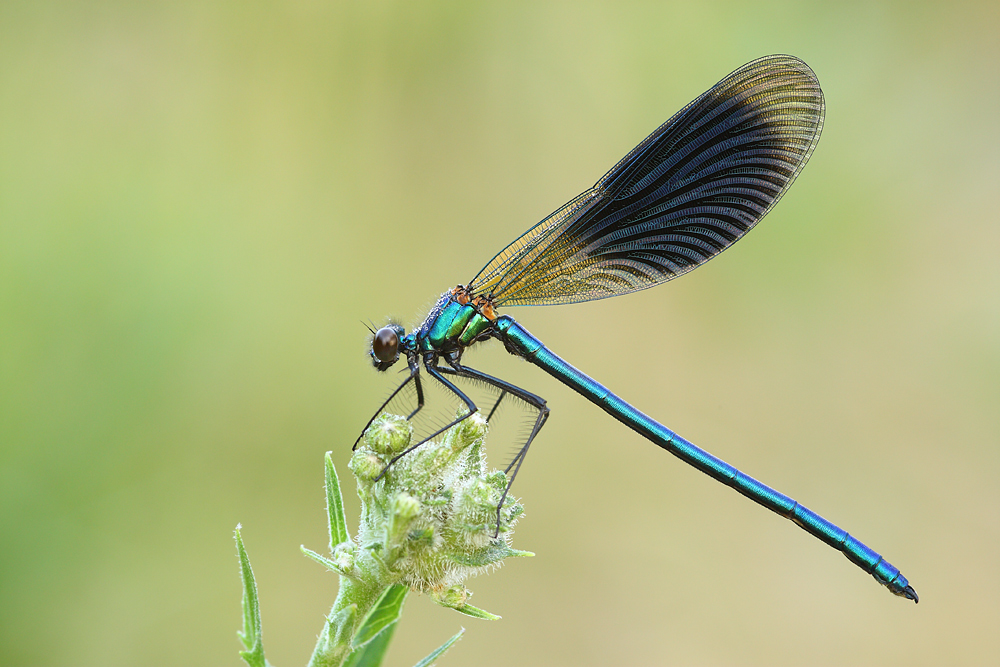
<box><xmin>357</xmin><ymin>55</ymin><xmax>918</xmax><ymax>602</ymax></box>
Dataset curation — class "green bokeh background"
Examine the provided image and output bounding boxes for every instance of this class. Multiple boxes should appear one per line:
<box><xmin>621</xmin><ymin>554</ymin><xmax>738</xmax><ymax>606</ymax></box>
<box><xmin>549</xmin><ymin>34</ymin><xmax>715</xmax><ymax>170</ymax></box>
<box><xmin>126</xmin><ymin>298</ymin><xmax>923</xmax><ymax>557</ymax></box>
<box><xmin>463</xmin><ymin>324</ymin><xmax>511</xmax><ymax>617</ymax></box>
<box><xmin>2</xmin><ymin>2</ymin><xmax>997</xmax><ymax>665</ymax></box>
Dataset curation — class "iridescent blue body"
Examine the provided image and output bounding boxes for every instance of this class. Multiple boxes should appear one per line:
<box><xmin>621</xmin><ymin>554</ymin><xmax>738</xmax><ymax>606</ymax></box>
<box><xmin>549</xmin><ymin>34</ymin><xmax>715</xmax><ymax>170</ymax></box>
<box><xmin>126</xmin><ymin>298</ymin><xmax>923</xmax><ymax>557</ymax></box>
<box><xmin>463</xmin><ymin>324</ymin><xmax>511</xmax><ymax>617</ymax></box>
<box><xmin>491</xmin><ymin>314</ymin><xmax>915</xmax><ymax>599</ymax></box>
<box><xmin>360</xmin><ymin>56</ymin><xmax>918</xmax><ymax>602</ymax></box>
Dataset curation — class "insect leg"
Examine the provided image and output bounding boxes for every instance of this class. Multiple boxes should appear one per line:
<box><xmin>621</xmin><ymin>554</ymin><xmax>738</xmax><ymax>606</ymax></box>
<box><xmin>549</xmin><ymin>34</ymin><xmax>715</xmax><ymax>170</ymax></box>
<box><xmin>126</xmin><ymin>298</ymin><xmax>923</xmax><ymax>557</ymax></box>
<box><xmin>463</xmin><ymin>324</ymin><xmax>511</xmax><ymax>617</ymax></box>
<box><xmin>439</xmin><ymin>363</ymin><xmax>550</xmax><ymax>537</ymax></box>
<box><xmin>373</xmin><ymin>364</ymin><xmax>478</xmax><ymax>481</ymax></box>
<box><xmin>407</xmin><ymin>370</ymin><xmax>425</xmax><ymax>420</ymax></box>
<box><xmin>353</xmin><ymin>365</ymin><xmax>419</xmax><ymax>450</ymax></box>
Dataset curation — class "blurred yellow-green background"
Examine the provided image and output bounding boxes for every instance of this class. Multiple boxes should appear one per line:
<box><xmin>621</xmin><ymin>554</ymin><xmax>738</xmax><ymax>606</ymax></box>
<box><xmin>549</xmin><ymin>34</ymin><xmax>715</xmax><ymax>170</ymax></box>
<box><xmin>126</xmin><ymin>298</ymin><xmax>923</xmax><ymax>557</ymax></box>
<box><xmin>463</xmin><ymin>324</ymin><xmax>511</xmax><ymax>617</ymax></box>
<box><xmin>2</xmin><ymin>1</ymin><xmax>998</xmax><ymax>665</ymax></box>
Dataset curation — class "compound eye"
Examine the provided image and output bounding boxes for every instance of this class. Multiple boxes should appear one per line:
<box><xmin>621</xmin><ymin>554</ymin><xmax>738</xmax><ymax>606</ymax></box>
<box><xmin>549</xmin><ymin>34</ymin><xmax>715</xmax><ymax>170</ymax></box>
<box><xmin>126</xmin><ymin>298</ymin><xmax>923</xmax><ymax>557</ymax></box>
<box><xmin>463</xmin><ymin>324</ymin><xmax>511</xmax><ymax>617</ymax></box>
<box><xmin>372</xmin><ymin>327</ymin><xmax>399</xmax><ymax>362</ymax></box>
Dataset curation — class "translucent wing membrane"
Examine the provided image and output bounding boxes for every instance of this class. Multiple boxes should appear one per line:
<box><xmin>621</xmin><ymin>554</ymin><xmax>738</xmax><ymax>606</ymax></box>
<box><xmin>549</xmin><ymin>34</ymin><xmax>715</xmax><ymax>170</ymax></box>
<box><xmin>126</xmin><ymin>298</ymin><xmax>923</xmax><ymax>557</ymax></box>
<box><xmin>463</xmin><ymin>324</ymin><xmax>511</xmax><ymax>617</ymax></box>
<box><xmin>468</xmin><ymin>55</ymin><xmax>824</xmax><ymax>306</ymax></box>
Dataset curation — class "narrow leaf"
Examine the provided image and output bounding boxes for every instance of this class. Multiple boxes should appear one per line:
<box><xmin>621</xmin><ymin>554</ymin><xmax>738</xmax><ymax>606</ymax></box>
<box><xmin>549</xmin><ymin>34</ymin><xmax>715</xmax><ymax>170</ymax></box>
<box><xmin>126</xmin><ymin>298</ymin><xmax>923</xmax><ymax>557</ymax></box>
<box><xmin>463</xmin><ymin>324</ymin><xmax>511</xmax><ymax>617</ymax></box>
<box><xmin>342</xmin><ymin>622</ymin><xmax>398</xmax><ymax>667</ymax></box>
<box><xmin>308</xmin><ymin>603</ymin><xmax>357</xmax><ymax>667</ymax></box>
<box><xmin>449</xmin><ymin>543</ymin><xmax>534</xmax><ymax>567</ymax></box>
<box><xmin>448</xmin><ymin>604</ymin><xmax>500</xmax><ymax>621</ymax></box>
<box><xmin>326</xmin><ymin>453</ymin><xmax>350</xmax><ymax>549</ymax></box>
<box><xmin>351</xmin><ymin>585</ymin><xmax>408</xmax><ymax>649</ymax></box>
<box><xmin>300</xmin><ymin>546</ymin><xmax>351</xmax><ymax>577</ymax></box>
<box><xmin>330</xmin><ymin>604</ymin><xmax>359</xmax><ymax>651</ymax></box>
<box><xmin>412</xmin><ymin>628</ymin><xmax>465</xmax><ymax>667</ymax></box>
<box><xmin>235</xmin><ymin>525</ymin><xmax>267</xmax><ymax>667</ymax></box>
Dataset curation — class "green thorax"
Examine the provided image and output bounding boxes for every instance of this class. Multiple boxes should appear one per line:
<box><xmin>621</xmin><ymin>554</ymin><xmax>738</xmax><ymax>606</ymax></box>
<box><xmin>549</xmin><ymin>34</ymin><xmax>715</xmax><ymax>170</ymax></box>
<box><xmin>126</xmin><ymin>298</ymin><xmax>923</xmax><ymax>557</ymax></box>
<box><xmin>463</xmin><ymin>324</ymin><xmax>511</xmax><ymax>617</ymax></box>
<box><xmin>422</xmin><ymin>295</ymin><xmax>494</xmax><ymax>352</ymax></box>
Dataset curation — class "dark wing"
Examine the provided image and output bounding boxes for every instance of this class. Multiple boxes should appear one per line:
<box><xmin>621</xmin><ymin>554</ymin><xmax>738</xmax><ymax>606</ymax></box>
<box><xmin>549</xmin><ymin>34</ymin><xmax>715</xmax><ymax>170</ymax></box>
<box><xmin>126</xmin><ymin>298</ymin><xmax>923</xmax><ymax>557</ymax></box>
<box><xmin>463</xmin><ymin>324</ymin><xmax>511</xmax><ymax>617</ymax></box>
<box><xmin>468</xmin><ymin>55</ymin><xmax>825</xmax><ymax>307</ymax></box>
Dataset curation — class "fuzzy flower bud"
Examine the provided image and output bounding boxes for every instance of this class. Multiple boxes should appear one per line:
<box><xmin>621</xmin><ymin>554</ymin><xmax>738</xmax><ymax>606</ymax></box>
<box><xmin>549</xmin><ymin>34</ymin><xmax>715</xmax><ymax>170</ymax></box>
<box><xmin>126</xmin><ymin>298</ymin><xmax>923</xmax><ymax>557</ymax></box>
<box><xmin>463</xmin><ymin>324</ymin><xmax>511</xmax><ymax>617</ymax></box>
<box><xmin>350</xmin><ymin>413</ymin><xmax>532</xmax><ymax>607</ymax></box>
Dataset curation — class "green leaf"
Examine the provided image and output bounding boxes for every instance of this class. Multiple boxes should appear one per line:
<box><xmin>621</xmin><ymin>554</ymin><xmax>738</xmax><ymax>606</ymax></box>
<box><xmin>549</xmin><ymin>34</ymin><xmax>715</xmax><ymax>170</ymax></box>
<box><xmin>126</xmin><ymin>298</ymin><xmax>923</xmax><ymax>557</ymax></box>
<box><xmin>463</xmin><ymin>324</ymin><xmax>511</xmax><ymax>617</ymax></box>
<box><xmin>235</xmin><ymin>525</ymin><xmax>268</xmax><ymax>667</ymax></box>
<box><xmin>342</xmin><ymin>622</ymin><xmax>398</xmax><ymax>667</ymax></box>
<box><xmin>300</xmin><ymin>546</ymin><xmax>353</xmax><ymax>578</ymax></box>
<box><xmin>351</xmin><ymin>585</ymin><xmax>408</xmax><ymax>649</ymax></box>
<box><xmin>330</xmin><ymin>604</ymin><xmax>359</xmax><ymax>652</ymax></box>
<box><xmin>448</xmin><ymin>543</ymin><xmax>534</xmax><ymax>567</ymax></box>
<box><xmin>412</xmin><ymin>628</ymin><xmax>465</xmax><ymax>667</ymax></box>
<box><xmin>326</xmin><ymin>453</ymin><xmax>350</xmax><ymax>549</ymax></box>
<box><xmin>309</xmin><ymin>603</ymin><xmax>359</xmax><ymax>667</ymax></box>
<box><xmin>447</xmin><ymin>603</ymin><xmax>500</xmax><ymax>621</ymax></box>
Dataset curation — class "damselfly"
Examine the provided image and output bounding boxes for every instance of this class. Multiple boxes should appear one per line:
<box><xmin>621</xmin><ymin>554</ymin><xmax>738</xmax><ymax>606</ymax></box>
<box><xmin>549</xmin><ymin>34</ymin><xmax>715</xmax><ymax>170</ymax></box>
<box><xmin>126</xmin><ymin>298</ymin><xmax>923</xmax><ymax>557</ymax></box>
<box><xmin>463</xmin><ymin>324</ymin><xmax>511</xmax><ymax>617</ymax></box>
<box><xmin>357</xmin><ymin>55</ymin><xmax>917</xmax><ymax>602</ymax></box>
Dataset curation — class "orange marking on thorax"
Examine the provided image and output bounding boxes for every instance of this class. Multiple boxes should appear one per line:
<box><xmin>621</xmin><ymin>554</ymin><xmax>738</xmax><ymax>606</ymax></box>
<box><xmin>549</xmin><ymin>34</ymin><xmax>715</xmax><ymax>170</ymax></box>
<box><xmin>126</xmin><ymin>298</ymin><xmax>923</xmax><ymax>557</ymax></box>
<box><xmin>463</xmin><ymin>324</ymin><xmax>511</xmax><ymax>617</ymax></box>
<box><xmin>472</xmin><ymin>295</ymin><xmax>498</xmax><ymax>321</ymax></box>
<box><xmin>452</xmin><ymin>285</ymin><xmax>498</xmax><ymax>320</ymax></box>
<box><xmin>451</xmin><ymin>285</ymin><xmax>472</xmax><ymax>305</ymax></box>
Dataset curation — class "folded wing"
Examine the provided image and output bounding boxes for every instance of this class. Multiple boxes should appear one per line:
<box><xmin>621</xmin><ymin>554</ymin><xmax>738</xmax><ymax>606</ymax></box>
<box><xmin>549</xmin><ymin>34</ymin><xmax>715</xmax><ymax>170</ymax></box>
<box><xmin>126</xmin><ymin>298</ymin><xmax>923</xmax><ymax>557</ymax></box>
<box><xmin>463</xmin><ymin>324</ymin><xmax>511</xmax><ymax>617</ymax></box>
<box><xmin>469</xmin><ymin>54</ymin><xmax>825</xmax><ymax>307</ymax></box>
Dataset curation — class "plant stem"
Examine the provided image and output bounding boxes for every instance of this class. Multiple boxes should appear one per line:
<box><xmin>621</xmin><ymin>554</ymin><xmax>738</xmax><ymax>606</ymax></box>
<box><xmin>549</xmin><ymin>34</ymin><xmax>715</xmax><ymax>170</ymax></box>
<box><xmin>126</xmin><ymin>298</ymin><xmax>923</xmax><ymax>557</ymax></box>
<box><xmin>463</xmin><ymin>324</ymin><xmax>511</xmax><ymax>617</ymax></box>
<box><xmin>308</xmin><ymin>577</ymin><xmax>388</xmax><ymax>667</ymax></box>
